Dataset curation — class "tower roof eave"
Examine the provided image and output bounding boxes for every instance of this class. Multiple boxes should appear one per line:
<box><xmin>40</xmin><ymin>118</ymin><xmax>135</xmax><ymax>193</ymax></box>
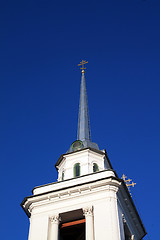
<box><xmin>55</xmin><ymin>148</ymin><xmax>112</xmax><ymax>169</ymax></box>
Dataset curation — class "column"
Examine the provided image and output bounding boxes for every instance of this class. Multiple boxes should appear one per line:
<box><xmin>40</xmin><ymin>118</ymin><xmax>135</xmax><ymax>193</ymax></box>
<box><xmin>49</xmin><ymin>215</ymin><xmax>60</xmax><ymax>240</ymax></box>
<box><xmin>83</xmin><ymin>206</ymin><xmax>94</xmax><ymax>240</ymax></box>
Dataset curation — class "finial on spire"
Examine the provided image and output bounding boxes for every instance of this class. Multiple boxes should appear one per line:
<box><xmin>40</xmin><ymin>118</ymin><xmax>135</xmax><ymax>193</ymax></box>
<box><xmin>78</xmin><ymin>60</ymin><xmax>88</xmax><ymax>73</ymax></box>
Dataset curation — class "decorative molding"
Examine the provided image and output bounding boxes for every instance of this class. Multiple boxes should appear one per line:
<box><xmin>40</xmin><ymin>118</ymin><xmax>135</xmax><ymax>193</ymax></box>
<box><xmin>28</xmin><ymin>203</ymin><xmax>34</xmax><ymax>213</ymax></box>
<box><xmin>49</xmin><ymin>215</ymin><xmax>61</xmax><ymax>224</ymax></box>
<box><xmin>83</xmin><ymin>206</ymin><xmax>93</xmax><ymax>217</ymax></box>
<box><xmin>23</xmin><ymin>176</ymin><xmax>121</xmax><ymax>217</ymax></box>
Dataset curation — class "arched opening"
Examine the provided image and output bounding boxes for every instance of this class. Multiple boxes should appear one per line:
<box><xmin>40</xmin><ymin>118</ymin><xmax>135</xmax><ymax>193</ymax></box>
<box><xmin>74</xmin><ymin>163</ymin><xmax>80</xmax><ymax>178</ymax></box>
<box><xmin>93</xmin><ymin>163</ymin><xmax>99</xmax><ymax>173</ymax></box>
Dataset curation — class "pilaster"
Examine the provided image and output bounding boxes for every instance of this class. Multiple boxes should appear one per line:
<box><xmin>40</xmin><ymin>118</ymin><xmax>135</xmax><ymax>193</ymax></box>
<box><xmin>83</xmin><ymin>206</ymin><xmax>94</xmax><ymax>240</ymax></box>
<box><xmin>48</xmin><ymin>215</ymin><xmax>61</xmax><ymax>240</ymax></box>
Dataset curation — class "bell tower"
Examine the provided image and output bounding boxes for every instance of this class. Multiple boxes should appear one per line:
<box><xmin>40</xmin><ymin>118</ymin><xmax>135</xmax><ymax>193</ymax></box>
<box><xmin>21</xmin><ymin>62</ymin><xmax>146</xmax><ymax>240</ymax></box>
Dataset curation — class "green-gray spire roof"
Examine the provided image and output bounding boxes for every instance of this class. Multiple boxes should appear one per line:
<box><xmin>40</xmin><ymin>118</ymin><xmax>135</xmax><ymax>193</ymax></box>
<box><xmin>77</xmin><ymin>71</ymin><xmax>91</xmax><ymax>141</ymax></box>
<box><xmin>67</xmin><ymin>61</ymin><xmax>99</xmax><ymax>153</ymax></box>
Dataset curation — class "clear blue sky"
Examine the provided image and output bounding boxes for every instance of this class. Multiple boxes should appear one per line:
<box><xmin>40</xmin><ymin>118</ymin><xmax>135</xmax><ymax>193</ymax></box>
<box><xmin>0</xmin><ymin>0</ymin><xmax>159</xmax><ymax>239</ymax></box>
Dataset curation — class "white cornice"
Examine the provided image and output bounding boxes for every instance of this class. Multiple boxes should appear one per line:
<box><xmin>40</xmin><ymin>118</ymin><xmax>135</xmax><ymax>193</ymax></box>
<box><xmin>33</xmin><ymin>169</ymin><xmax>115</xmax><ymax>195</ymax></box>
<box><xmin>23</xmin><ymin>176</ymin><xmax>120</xmax><ymax>217</ymax></box>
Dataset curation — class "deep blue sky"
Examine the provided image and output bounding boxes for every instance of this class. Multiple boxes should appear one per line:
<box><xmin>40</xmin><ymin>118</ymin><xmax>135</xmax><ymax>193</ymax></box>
<box><xmin>1</xmin><ymin>0</ymin><xmax>159</xmax><ymax>239</ymax></box>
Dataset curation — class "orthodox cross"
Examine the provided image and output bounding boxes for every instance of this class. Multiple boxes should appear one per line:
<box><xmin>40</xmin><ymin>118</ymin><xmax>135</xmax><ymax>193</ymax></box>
<box><xmin>122</xmin><ymin>174</ymin><xmax>136</xmax><ymax>192</ymax></box>
<box><xmin>78</xmin><ymin>60</ymin><xmax>88</xmax><ymax>73</ymax></box>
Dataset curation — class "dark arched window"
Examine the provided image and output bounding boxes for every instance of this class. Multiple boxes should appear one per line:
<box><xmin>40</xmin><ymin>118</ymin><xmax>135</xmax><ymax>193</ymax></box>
<box><xmin>93</xmin><ymin>163</ymin><xmax>99</xmax><ymax>173</ymax></box>
<box><xmin>62</xmin><ymin>170</ymin><xmax>64</xmax><ymax>181</ymax></box>
<box><xmin>74</xmin><ymin>163</ymin><xmax>80</xmax><ymax>177</ymax></box>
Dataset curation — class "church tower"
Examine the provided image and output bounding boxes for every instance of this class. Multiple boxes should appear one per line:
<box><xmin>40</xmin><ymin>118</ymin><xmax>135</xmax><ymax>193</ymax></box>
<box><xmin>21</xmin><ymin>61</ymin><xmax>146</xmax><ymax>240</ymax></box>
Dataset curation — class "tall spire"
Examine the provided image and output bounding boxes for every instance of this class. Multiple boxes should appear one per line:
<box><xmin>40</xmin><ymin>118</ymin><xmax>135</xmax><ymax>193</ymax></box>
<box><xmin>77</xmin><ymin>68</ymin><xmax>91</xmax><ymax>141</ymax></box>
<box><xmin>67</xmin><ymin>60</ymin><xmax>99</xmax><ymax>153</ymax></box>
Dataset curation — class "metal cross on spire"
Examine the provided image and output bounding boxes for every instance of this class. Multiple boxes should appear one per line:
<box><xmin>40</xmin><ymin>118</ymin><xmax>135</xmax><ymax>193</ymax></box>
<box><xmin>78</xmin><ymin>60</ymin><xmax>88</xmax><ymax>73</ymax></box>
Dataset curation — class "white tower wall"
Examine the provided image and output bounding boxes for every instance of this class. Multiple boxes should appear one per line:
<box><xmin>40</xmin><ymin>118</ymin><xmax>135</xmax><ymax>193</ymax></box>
<box><xmin>57</xmin><ymin>149</ymin><xmax>109</xmax><ymax>181</ymax></box>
